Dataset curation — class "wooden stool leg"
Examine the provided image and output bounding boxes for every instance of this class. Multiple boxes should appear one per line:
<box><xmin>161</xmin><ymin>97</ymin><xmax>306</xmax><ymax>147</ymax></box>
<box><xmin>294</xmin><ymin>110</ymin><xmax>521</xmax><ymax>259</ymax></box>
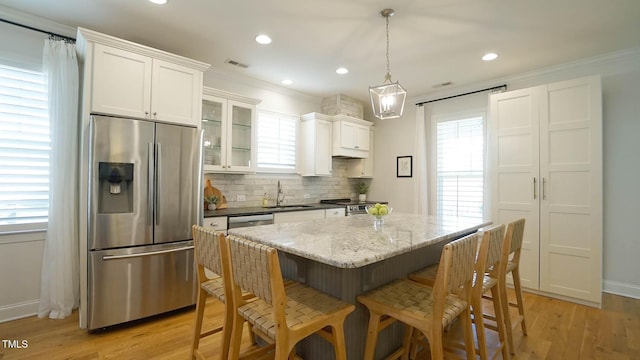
<box><xmin>428</xmin><ymin>326</ymin><xmax>445</xmax><ymax>360</ymax></box>
<box><xmin>472</xmin><ymin>294</ymin><xmax>489</xmax><ymax>360</ymax></box>
<box><xmin>363</xmin><ymin>312</ymin><xmax>382</xmax><ymax>360</ymax></box>
<box><xmin>330</xmin><ymin>324</ymin><xmax>348</xmax><ymax>360</ymax></box>
<box><xmin>460</xmin><ymin>307</ymin><xmax>476</xmax><ymax>360</ymax></box>
<box><xmin>220</xmin><ymin>298</ymin><xmax>234</xmax><ymax>360</ymax></box>
<box><xmin>491</xmin><ymin>285</ymin><xmax>510</xmax><ymax>360</ymax></box>
<box><xmin>191</xmin><ymin>288</ymin><xmax>207</xmax><ymax>358</ymax></box>
<box><xmin>500</xmin><ymin>277</ymin><xmax>516</xmax><ymax>354</ymax></box>
<box><xmin>228</xmin><ymin>311</ymin><xmax>246</xmax><ymax>360</ymax></box>
<box><xmin>512</xmin><ymin>267</ymin><xmax>528</xmax><ymax>335</ymax></box>
<box><xmin>400</xmin><ymin>325</ymin><xmax>413</xmax><ymax>360</ymax></box>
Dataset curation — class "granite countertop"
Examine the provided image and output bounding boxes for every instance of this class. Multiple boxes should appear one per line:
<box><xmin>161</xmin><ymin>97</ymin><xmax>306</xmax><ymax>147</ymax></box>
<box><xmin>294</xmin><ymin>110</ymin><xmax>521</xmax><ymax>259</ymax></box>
<box><xmin>203</xmin><ymin>203</ymin><xmax>344</xmax><ymax>218</ymax></box>
<box><xmin>228</xmin><ymin>213</ymin><xmax>491</xmax><ymax>269</ymax></box>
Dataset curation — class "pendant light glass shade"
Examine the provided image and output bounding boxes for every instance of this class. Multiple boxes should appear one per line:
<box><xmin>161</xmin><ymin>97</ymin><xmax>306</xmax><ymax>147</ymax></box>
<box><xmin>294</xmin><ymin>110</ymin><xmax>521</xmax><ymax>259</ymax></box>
<box><xmin>370</xmin><ymin>8</ymin><xmax>406</xmax><ymax>120</ymax></box>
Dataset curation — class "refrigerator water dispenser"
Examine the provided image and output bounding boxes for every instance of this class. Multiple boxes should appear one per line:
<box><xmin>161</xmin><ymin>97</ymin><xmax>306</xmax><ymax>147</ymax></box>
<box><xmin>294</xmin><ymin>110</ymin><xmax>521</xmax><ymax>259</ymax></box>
<box><xmin>98</xmin><ymin>162</ymin><xmax>134</xmax><ymax>213</ymax></box>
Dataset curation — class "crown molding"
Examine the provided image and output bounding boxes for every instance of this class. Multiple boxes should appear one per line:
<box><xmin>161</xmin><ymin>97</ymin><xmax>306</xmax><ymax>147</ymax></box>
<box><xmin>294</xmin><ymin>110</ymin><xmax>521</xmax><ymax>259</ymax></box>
<box><xmin>203</xmin><ymin>86</ymin><xmax>261</xmax><ymax>105</ymax></box>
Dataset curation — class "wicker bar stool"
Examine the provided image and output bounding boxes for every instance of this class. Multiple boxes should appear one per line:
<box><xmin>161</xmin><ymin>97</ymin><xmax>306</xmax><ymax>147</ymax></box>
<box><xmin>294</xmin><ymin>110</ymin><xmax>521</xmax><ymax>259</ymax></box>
<box><xmin>409</xmin><ymin>225</ymin><xmax>510</xmax><ymax>360</ymax></box>
<box><xmin>357</xmin><ymin>233</ymin><xmax>478</xmax><ymax>360</ymax></box>
<box><xmin>225</xmin><ymin>234</ymin><xmax>355</xmax><ymax>360</ymax></box>
<box><xmin>191</xmin><ymin>226</ymin><xmax>259</xmax><ymax>360</ymax></box>
<box><xmin>499</xmin><ymin>218</ymin><xmax>527</xmax><ymax>354</ymax></box>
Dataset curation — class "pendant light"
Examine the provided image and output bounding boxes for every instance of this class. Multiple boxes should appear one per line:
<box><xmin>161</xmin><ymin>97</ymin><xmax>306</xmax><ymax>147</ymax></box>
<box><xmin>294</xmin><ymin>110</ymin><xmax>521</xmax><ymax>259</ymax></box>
<box><xmin>369</xmin><ymin>8</ymin><xmax>406</xmax><ymax>120</ymax></box>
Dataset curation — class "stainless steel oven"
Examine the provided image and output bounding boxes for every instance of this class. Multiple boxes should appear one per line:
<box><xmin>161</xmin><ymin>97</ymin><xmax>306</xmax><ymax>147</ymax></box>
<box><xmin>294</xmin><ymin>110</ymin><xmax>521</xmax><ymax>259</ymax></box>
<box><xmin>320</xmin><ymin>199</ymin><xmax>388</xmax><ymax>216</ymax></box>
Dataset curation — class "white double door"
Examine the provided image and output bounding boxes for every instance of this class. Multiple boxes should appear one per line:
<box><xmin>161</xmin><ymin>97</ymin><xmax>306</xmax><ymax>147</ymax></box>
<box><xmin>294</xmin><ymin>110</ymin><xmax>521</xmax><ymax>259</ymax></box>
<box><xmin>489</xmin><ymin>75</ymin><xmax>602</xmax><ymax>305</ymax></box>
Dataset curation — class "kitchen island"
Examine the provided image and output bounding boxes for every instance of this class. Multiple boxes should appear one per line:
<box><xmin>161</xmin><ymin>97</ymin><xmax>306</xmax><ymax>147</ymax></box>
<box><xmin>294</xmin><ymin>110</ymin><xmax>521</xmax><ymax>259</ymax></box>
<box><xmin>228</xmin><ymin>213</ymin><xmax>490</xmax><ymax>359</ymax></box>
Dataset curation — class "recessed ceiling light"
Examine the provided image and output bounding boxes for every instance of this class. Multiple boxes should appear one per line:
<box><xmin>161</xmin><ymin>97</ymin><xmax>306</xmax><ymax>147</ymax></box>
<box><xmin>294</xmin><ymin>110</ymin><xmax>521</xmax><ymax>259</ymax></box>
<box><xmin>336</xmin><ymin>67</ymin><xmax>349</xmax><ymax>75</ymax></box>
<box><xmin>282</xmin><ymin>79</ymin><xmax>293</xmax><ymax>85</ymax></box>
<box><xmin>149</xmin><ymin>0</ymin><xmax>167</xmax><ymax>4</ymax></box>
<box><xmin>255</xmin><ymin>34</ymin><xmax>272</xmax><ymax>45</ymax></box>
<box><xmin>482</xmin><ymin>52</ymin><xmax>498</xmax><ymax>61</ymax></box>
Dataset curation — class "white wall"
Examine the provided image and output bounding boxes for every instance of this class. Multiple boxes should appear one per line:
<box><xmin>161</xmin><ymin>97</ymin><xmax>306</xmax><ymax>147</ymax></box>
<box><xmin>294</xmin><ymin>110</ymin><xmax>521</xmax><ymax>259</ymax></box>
<box><xmin>369</xmin><ymin>48</ymin><xmax>640</xmax><ymax>299</ymax></box>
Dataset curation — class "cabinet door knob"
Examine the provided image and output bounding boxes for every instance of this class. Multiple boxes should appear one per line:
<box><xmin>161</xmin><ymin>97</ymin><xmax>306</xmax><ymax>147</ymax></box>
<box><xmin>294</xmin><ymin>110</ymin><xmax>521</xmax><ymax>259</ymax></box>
<box><xmin>153</xmin><ymin>112</ymin><xmax>157</xmax><ymax>116</ymax></box>
<box><xmin>145</xmin><ymin>111</ymin><xmax>149</xmax><ymax>115</ymax></box>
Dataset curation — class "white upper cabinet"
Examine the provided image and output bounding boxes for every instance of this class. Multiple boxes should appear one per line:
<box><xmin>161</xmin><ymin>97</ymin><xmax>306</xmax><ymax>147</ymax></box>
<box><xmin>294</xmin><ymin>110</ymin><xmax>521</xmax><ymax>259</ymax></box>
<box><xmin>150</xmin><ymin>59</ymin><xmax>202</xmax><ymax>126</ymax></box>
<box><xmin>77</xmin><ymin>28</ymin><xmax>209</xmax><ymax>127</ymax></box>
<box><xmin>347</xmin><ymin>128</ymin><xmax>374</xmax><ymax>178</ymax></box>
<box><xmin>90</xmin><ymin>44</ymin><xmax>152</xmax><ymax>119</ymax></box>
<box><xmin>300</xmin><ymin>113</ymin><xmax>332</xmax><ymax>177</ymax></box>
<box><xmin>332</xmin><ymin>115</ymin><xmax>371</xmax><ymax>158</ymax></box>
<box><xmin>202</xmin><ymin>87</ymin><xmax>260</xmax><ymax>174</ymax></box>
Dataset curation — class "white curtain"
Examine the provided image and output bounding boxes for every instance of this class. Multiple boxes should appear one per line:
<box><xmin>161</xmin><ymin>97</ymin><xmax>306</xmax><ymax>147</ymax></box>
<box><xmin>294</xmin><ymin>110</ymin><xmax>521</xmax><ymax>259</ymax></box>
<box><xmin>413</xmin><ymin>105</ymin><xmax>428</xmax><ymax>214</ymax></box>
<box><xmin>38</xmin><ymin>39</ymin><xmax>80</xmax><ymax>319</ymax></box>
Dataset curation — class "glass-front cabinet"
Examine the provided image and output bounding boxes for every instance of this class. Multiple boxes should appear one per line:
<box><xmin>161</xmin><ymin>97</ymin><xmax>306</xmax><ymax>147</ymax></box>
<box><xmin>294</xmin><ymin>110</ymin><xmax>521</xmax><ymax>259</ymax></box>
<box><xmin>201</xmin><ymin>87</ymin><xmax>260</xmax><ymax>173</ymax></box>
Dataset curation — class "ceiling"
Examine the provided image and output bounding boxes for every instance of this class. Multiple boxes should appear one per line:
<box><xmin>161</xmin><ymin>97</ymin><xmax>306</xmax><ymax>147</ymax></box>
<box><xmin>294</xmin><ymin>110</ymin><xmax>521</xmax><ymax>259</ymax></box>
<box><xmin>2</xmin><ymin>0</ymin><xmax>640</xmax><ymax>102</ymax></box>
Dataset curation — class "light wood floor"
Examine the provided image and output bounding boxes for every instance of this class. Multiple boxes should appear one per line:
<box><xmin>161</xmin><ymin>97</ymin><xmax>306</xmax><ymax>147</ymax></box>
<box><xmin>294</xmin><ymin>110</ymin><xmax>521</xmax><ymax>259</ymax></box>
<box><xmin>1</xmin><ymin>291</ymin><xmax>638</xmax><ymax>359</ymax></box>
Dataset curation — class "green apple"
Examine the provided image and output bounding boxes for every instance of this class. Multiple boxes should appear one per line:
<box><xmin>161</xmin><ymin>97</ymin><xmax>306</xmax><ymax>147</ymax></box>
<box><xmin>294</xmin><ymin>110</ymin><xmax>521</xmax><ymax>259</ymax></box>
<box><xmin>375</xmin><ymin>203</ymin><xmax>382</xmax><ymax>209</ymax></box>
<box><xmin>368</xmin><ymin>207</ymin><xmax>379</xmax><ymax>215</ymax></box>
<box><xmin>378</xmin><ymin>207</ymin><xmax>388</xmax><ymax>215</ymax></box>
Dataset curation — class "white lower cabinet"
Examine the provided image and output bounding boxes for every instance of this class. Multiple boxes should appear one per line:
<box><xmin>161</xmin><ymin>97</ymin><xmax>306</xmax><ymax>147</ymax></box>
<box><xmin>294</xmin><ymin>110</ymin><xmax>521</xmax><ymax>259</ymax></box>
<box><xmin>273</xmin><ymin>210</ymin><xmax>325</xmax><ymax>224</ymax></box>
<box><xmin>489</xmin><ymin>75</ymin><xmax>602</xmax><ymax>306</ymax></box>
<box><xmin>202</xmin><ymin>216</ymin><xmax>228</xmax><ymax>233</ymax></box>
<box><xmin>325</xmin><ymin>208</ymin><xmax>346</xmax><ymax>218</ymax></box>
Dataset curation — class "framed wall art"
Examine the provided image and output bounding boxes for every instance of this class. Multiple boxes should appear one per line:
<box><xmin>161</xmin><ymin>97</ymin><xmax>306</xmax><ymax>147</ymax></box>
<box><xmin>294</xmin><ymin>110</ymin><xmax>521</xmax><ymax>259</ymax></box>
<box><xmin>397</xmin><ymin>156</ymin><xmax>412</xmax><ymax>178</ymax></box>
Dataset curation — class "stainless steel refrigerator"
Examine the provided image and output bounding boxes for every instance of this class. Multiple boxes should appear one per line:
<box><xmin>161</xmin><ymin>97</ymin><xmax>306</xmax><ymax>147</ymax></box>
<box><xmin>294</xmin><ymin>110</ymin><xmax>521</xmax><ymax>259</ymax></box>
<box><xmin>87</xmin><ymin>115</ymin><xmax>201</xmax><ymax>330</ymax></box>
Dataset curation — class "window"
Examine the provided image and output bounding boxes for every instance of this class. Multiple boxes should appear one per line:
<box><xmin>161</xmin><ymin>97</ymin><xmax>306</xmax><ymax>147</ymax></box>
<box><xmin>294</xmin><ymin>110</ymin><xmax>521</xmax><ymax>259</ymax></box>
<box><xmin>256</xmin><ymin>110</ymin><xmax>297</xmax><ymax>172</ymax></box>
<box><xmin>434</xmin><ymin>114</ymin><xmax>484</xmax><ymax>219</ymax></box>
<box><xmin>0</xmin><ymin>63</ymin><xmax>49</xmax><ymax>227</ymax></box>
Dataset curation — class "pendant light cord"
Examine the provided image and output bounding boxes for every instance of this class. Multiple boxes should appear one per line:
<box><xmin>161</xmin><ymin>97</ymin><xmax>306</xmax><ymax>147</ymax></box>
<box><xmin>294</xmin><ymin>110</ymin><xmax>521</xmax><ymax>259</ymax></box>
<box><xmin>385</xmin><ymin>14</ymin><xmax>391</xmax><ymax>82</ymax></box>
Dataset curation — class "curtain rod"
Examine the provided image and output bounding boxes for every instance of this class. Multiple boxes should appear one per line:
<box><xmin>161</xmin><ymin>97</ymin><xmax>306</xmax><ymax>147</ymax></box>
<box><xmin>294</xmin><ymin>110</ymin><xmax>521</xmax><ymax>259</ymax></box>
<box><xmin>415</xmin><ymin>84</ymin><xmax>507</xmax><ymax>106</ymax></box>
<box><xmin>0</xmin><ymin>17</ymin><xmax>75</xmax><ymax>43</ymax></box>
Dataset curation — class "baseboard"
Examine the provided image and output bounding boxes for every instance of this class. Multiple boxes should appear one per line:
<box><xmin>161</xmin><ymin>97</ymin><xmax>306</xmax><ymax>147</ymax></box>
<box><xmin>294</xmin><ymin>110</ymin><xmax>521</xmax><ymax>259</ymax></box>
<box><xmin>603</xmin><ymin>280</ymin><xmax>640</xmax><ymax>300</ymax></box>
<box><xmin>0</xmin><ymin>300</ymin><xmax>39</xmax><ymax>323</ymax></box>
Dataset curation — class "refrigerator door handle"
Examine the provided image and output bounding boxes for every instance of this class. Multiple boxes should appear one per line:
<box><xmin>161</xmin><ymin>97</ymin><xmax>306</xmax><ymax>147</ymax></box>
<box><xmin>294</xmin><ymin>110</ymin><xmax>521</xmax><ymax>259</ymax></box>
<box><xmin>155</xmin><ymin>142</ymin><xmax>161</xmax><ymax>225</ymax></box>
<box><xmin>148</xmin><ymin>142</ymin><xmax>155</xmax><ymax>226</ymax></box>
<box><xmin>101</xmin><ymin>245</ymin><xmax>194</xmax><ymax>261</ymax></box>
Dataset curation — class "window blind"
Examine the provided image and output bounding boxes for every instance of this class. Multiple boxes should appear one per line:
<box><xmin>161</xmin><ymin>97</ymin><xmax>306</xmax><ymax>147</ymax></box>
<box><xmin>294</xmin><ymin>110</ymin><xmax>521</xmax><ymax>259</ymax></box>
<box><xmin>436</xmin><ymin>116</ymin><xmax>483</xmax><ymax>219</ymax></box>
<box><xmin>257</xmin><ymin>110</ymin><xmax>297</xmax><ymax>171</ymax></box>
<box><xmin>0</xmin><ymin>63</ymin><xmax>49</xmax><ymax>226</ymax></box>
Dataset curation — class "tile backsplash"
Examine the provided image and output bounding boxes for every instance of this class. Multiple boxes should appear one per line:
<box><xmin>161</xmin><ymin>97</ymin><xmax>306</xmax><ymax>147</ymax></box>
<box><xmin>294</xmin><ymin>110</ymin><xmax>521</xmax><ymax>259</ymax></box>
<box><xmin>204</xmin><ymin>158</ymin><xmax>369</xmax><ymax>208</ymax></box>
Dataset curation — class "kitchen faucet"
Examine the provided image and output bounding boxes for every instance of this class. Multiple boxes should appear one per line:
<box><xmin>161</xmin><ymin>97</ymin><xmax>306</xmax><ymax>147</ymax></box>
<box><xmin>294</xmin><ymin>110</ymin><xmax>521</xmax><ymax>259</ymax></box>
<box><xmin>276</xmin><ymin>180</ymin><xmax>284</xmax><ymax>206</ymax></box>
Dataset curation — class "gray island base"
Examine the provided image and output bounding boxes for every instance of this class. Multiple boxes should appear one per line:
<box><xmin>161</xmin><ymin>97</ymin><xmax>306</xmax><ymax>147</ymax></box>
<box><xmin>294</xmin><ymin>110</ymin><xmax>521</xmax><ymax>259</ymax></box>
<box><xmin>229</xmin><ymin>213</ymin><xmax>490</xmax><ymax>359</ymax></box>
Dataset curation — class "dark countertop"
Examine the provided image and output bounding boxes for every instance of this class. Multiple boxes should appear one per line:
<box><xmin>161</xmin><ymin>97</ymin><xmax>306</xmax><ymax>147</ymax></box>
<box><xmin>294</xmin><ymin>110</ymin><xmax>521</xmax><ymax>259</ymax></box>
<box><xmin>203</xmin><ymin>203</ymin><xmax>344</xmax><ymax>218</ymax></box>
